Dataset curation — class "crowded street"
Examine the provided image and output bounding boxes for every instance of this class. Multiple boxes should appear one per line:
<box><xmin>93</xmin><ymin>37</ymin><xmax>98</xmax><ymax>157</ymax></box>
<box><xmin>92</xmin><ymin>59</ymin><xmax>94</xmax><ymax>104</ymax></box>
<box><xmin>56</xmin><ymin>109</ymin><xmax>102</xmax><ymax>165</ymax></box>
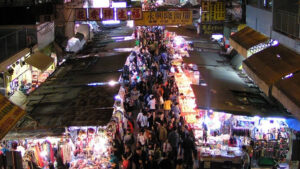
<box><xmin>0</xmin><ymin>0</ymin><xmax>300</xmax><ymax>169</ymax></box>
<box><xmin>112</xmin><ymin>26</ymin><xmax>198</xmax><ymax>169</ymax></box>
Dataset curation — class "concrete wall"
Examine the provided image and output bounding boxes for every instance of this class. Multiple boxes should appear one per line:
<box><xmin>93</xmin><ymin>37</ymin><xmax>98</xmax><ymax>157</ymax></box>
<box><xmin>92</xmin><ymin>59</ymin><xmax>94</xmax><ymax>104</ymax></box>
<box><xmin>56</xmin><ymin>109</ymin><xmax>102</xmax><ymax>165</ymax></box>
<box><xmin>246</xmin><ymin>5</ymin><xmax>272</xmax><ymax>37</ymax></box>
<box><xmin>272</xmin><ymin>31</ymin><xmax>300</xmax><ymax>54</ymax></box>
<box><xmin>37</xmin><ymin>22</ymin><xmax>55</xmax><ymax>49</ymax></box>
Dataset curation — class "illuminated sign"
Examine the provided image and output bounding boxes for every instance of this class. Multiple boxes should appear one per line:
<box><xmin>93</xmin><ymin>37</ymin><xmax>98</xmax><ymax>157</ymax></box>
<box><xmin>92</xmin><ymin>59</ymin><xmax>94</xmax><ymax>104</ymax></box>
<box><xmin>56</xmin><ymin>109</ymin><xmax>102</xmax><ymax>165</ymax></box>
<box><xmin>117</xmin><ymin>8</ymin><xmax>128</xmax><ymax>20</ymax></box>
<box><xmin>130</xmin><ymin>8</ymin><xmax>143</xmax><ymax>20</ymax></box>
<box><xmin>88</xmin><ymin>8</ymin><xmax>101</xmax><ymax>21</ymax></box>
<box><xmin>75</xmin><ymin>8</ymin><xmax>87</xmax><ymax>21</ymax></box>
<box><xmin>112</xmin><ymin>2</ymin><xmax>127</xmax><ymax>8</ymax></box>
<box><xmin>102</xmin><ymin>8</ymin><xmax>114</xmax><ymax>20</ymax></box>
<box><xmin>92</xmin><ymin>0</ymin><xmax>110</xmax><ymax>8</ymax></box>
<box><xmin>134</xmin><ymin>10</ymin><xmax>193</xmax><ymax>26</ymax></box>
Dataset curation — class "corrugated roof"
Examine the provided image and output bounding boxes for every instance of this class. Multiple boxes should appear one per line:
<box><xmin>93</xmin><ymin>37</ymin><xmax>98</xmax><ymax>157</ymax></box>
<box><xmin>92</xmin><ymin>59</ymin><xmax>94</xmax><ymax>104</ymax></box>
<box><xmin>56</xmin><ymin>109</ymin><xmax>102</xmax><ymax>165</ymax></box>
<box><xmin>243</xmin><ymin>44</ymin><xmax>300</xmax><ymax>95</ymax></box>
<box><xmin>9</xmin><ymin>53</ymin><xmax>128</xmax><ymax>136</ymax></box>
<box><xmin>272</xmin><ymin>72</ymin><xmax>300</xmax><ymax>120</ymax></box>
<box><xmin>230</xmin><ymin>26</ymin><xmax>269</xmax><ymax>50</ymax></box>
<box><xmin>183</xmin><ymin>50</ymin><xmax>288</xmax><ymax>117</ymax></box>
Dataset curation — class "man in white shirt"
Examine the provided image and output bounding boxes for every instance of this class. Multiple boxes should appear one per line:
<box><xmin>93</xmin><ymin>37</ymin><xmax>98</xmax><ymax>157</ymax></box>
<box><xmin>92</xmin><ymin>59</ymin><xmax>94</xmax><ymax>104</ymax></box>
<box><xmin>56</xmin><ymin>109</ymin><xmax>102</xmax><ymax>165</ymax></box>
<box><xmin>148</xmin><ymin>96</ymin><xmax>156</xmax><ymax>111</ymax></box>
<box><xmin>137</xmin><ymin>110</ymin><xmax>149</xmax><ymax>129</ymax></box>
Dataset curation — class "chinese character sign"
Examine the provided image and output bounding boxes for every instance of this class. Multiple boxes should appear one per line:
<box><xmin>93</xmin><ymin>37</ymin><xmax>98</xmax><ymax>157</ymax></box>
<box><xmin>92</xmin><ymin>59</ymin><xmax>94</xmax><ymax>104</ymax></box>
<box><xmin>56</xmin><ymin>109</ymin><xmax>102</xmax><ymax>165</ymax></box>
<box><xmin>134</xmin><ymin>10</ymin><xmax>193</xmax><ymax>26</ymax></box>
<box><xmin>89</xmin><ymin>8</ymin><xmax>100</xmax><ymax>21</ymax></box>
<box><xmin>130</xmin><ymin>8</ymin><xmax>142</xmax><ymax>20</ymax></box>
<box><xmin>117</xmin><ymin>8</ymin><xmax>128</xmax><ymax>20</ymax></box>
<box><xmin>0</xmin><ymin>94</ymin><xmax>26</xmax><ymax>140</ymax></box>
<box><xmin>75</xmin><ymin>8</ymin><xmax>87</xmax><ymax>21</ymax></box>
<box><xmin>102</xmin><ymin>8</ymin><xmax>114</xmax><ymax>20</ymax></box>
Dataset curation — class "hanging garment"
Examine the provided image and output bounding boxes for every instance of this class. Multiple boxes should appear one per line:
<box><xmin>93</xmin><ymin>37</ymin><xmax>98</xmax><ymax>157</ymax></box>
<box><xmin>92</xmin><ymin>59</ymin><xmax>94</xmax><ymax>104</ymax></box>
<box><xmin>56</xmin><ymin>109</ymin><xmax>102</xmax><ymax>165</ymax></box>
<box><xmin>6</xmin><ymin>151</ymin><xmax>23</xmax><ymax>169</ymax></box>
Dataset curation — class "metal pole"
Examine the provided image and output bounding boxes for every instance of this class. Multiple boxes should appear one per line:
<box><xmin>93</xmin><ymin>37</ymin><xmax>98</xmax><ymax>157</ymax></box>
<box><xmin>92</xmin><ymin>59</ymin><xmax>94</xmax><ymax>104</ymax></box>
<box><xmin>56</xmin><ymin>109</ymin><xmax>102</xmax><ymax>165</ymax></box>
<box><xmin>16</xmin><ymin>30</ymin><xmax>19</xmax><ymax>51</ymax></box>
<box><xmin>4</xmin><ymin>36</ymin><xmax>8</xmax><ymax>59</ymax></box>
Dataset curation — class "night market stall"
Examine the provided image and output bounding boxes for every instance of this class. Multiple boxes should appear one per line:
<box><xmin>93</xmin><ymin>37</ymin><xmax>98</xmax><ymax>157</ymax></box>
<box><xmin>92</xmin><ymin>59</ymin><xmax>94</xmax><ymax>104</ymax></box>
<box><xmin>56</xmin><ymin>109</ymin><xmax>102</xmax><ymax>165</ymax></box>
<box><xmin>166</xmin><ymin>31</ymin><xmax>297</xmax><ymax>169</ymax></box>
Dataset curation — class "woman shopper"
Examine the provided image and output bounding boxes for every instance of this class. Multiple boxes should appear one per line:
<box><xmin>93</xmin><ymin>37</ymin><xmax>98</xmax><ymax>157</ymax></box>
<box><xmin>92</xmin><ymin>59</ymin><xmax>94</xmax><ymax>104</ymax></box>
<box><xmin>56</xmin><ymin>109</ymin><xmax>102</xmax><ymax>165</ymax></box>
<box><xmin>122</xmin><ymin>145</ymin><xmax>133</xmax><ymax>169</ymax></box>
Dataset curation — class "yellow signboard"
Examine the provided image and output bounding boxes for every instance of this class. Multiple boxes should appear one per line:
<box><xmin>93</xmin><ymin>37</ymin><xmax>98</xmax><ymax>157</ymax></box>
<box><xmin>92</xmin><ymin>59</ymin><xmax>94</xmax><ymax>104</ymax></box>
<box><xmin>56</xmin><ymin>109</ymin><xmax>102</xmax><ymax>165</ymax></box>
<box><xmin>201</xmin><ymin>1</ymin><xmax>225</xmax><ymax>22</ymax></box>
<box><xmin>0</xmin><ymin>94</ymin><xmax>26</xmax><ymax>139</ymax></box>
<box><xmin>134</xmin><ymin>10</ymin><xmax>193</xmax><ymax>26</ymax></box>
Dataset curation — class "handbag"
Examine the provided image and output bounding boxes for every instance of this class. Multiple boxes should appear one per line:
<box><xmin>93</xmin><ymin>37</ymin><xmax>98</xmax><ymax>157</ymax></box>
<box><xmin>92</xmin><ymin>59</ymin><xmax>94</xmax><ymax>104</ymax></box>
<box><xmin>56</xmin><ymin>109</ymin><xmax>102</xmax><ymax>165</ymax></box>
<box><xmin>123</xmin><ymin>160</ymin><xmax>129</xmax><ymax>169</ymax></box>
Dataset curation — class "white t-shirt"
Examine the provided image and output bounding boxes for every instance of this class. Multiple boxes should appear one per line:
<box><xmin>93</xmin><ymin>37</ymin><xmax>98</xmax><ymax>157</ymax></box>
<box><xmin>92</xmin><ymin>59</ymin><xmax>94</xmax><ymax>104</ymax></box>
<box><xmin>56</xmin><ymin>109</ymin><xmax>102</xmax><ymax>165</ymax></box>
<box><xmin>137</xmin><ymin>134</ymin><xmax>146</xmax><ymax>145</ymax></box>
<box><xmin>137</xmin><ymin>112</ymin><xmax>148</xmax><ymax>127</ymax></box>
<box><xmin>148</xmin><ymin>98</ymin><xmax>156</xmax><ymax>110</ymax></box>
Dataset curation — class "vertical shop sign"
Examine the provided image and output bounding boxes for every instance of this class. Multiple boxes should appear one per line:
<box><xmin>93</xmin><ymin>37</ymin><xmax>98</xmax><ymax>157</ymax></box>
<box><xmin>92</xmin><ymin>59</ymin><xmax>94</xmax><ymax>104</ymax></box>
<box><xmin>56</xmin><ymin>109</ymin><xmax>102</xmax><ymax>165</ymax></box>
<box><xmin>0</xmin><ymin>94</ymin><xmax>26</xmax><ymax>140</ymax></box>
<box><xmin>130</xmin><ymin>8</ymin><xmax>142</xmax><ymax>20</ymax></box>
<box><xmin>89</xmin><ymin>8</ymin><xmax>101</xmax><ymax>21</ymax></box>
<box><xmin>102</xmin><ymin>8</ymin><xmax>114</xmax><ymax>20</ymax></box>
<box><xmin>75</xmin><ymin>8</ymin><xmax>87</xmax><ymax>21</ymax></box>
<box><xmin>117</xmin><ymin>8</ymin><xmax>128</xmax><ymax>20</ymax></box>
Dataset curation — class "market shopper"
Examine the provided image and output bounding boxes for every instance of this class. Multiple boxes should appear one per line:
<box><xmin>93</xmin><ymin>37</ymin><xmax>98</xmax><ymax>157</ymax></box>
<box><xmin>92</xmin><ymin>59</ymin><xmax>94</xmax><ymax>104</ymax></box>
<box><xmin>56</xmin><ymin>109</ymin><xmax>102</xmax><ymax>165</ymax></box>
<box><xmin>145</xmin><ymin>154</ymin><xmax>158</xmax><ymax>169</ymax></box>
<box><xmin>133</xmin><ymin>147</ymin><xmax>147</xmax><ymax>169</ymax></box>
<box><xmin>162</xmin><ymin>139</ymin><xmax>172</xmax><ymax>157</ymax></box>
<box><xmin>242</xmin><ymin>145</ymin><xmax>250</xmax><ymax>169</ymax></box>
<box><xmin>136</xmin><ymin>110</ymin><xmax>149</xmax><ymax>129</ymax></box>
<box><xmin>122</xmin><ymin>145</ymin><xmax>133</xmax><ymax>169</ymax></box>
<box><xmin>158</xmin><ymin>123</ymin><xmax>168</xmax><ymax>145</ymax></box>
<box><xmin>163</xmin><ymin>97</ymin><xmax>172</xmax><ymax>120</ymax></box>
<box><xmin>159</xmin><ymin>153</ymin><xmax>172</xmax><ymax>169</ymax></box>
<box><xmin>119</xmin><ymin>26</ymin><xmax>198</xmax><ymax>169</ymax></box>
<box><xmin>123</xmin><ymin>129</ymin><xmax>134</xmax><ymax>146</ymax></box>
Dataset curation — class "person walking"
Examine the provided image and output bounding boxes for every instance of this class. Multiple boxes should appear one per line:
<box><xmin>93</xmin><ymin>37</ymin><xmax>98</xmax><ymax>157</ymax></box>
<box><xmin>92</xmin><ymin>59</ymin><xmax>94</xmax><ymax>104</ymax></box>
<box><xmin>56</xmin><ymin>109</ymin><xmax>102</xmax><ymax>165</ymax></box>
<box><xmin>137</xmin><ymin>110</ymin><xmax>149</xmax><ymax>129</ymax></box>
<box><xmin>158</xmin><ymin>123</ymin><xmax>168</xmax><ymax>145</ymax></box>
<box><xmin>163</xmin><ymin>97</ymin><xmax>172</xmax><ymax>120</ymax></box>
<box><xmin>241</xmin><ymin>145</ymin><xmax>250</xmax><ymax>169</ymax></box>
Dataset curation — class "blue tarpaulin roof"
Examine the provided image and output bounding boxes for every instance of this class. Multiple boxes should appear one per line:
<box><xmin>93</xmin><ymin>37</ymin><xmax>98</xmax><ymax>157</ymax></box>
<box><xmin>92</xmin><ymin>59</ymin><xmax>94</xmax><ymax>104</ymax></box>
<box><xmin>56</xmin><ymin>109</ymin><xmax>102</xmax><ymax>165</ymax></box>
<box><xmin>286</xmin><ymin>118</ymin><xmax>300</xmax><ymax>131</ymax></box>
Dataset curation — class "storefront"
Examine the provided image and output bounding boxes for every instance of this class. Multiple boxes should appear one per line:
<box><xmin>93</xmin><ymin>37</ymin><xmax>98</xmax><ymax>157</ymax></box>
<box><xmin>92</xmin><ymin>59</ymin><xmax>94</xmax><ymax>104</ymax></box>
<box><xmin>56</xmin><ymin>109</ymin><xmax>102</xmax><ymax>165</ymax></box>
<box><xmin>2</xmin><ymin>124</ymin><xmax>117</xmax><ymax>169</ymax></box>
<box><xmin>4</xmin><ymin>45</ymin><xmax>57</xmax><ymax>98</ymax></box>
<box><xmin>165</xmin><ymin>31</ymin><xmax>297</xmax><ymax>168</ymax></box>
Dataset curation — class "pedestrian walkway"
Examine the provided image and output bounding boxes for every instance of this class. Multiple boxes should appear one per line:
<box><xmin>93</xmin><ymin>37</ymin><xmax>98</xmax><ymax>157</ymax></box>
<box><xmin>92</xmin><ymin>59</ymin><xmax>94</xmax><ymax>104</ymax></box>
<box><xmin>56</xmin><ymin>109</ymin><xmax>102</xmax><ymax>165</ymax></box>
<box><xmin>110</xmin><ymin>26</ymin><xmax>198</xmax><ymax>169</ymax></box>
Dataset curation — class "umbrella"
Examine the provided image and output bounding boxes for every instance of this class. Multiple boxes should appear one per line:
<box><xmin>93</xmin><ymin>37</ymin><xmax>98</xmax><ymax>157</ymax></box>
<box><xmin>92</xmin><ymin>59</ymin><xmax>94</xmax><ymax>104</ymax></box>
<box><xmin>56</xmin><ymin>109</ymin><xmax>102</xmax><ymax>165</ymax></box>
<box><xmin>286</xmin><ymin>118</ymin><xmax>300</xmax><ymax>131</ymax></box>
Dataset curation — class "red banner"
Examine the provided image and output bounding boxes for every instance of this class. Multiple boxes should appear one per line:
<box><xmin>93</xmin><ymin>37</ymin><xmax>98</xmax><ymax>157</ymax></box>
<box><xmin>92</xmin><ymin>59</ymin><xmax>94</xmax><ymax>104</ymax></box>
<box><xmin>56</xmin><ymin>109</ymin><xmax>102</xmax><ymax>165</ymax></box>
<box><xmin>130</xmin><ymin>8</ymin><xmax>142</xmax><ymax>20</ymax></box>
<box><xmin>75</xmin><ymin>8</ymin><xmax>87</xmax><ymax>21</ymax></box>
<box><xmin>117</xmin><ymin>8</ymin><xmax>128</xmax><ymax>20</ymax></box>
<box><xmin>89</xmin><ymin>8</ymin><xmax>101</xmax><ymax>21</ymax></box>
<box><xmin>102</xmin><ymin>8</ymin><xmax>114</xmax><ymax>20</ymax></box>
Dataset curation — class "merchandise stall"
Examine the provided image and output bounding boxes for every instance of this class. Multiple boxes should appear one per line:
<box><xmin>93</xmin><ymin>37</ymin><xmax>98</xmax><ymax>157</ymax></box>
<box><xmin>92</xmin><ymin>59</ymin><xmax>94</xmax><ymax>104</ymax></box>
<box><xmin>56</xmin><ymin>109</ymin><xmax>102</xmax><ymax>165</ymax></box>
<box><xmin>192</xmin><ymin>111</ymin><xmax>244</xmax><ymax>168</ymax></box>
<box><xmin>168</xmin><ymin>34</ymin><xmax>293</xmax><ymax>168</ymax></box>
<box><xmin>191</xmin><ymin>111</ymin><xmax>291</xmax><ymax>168</ymax></box>
<box><xmin>165</xmin><ymin>32</ymin><xmax>197</xmax><ymax>123</ymax></box>
<box><xmin>5</xmin><ymin>46</ymin><xmax>57</xmax><ymax>97</ymax></box>
<box><xmin>2</xmin><ymin>125</ymin><xmax>117</xmax><ymax>169</ymax></box>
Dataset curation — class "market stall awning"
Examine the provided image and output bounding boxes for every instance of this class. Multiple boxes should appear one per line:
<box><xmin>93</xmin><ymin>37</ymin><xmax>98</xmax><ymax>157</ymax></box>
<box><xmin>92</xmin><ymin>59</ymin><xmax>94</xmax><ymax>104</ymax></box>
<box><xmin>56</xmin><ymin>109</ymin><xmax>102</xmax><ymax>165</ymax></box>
<box><xmin>183</xmin><ymin>50</ymin><xmax>289</xmax><ymax>118</ymax></box>
<box><xmin>0</xmin><ymin>94</ymin><xmax>27</xmax><ymax>140</ymax></box>
<box><xmin>229</xmin><ymin>26</ymin><xmax>269</xmax><ymax>58</ymax></box>
<box><xmin>25</xmin><ymin>51</ymin><xmax>54</xmax><ymax>72</ymax></box>
<box><xmin>5</xmin><ymin>53</ymin><xmax>128</xmax><ymax>138</ymax></box>
<box><xmin>272</xmin><ymin>72</ymin><xmax>300</xmax><ymax>120</ymax></box>
<box><xmin>242</xmin><ymin>44</ymin><xmax>300</xmax><ymax>96</ymax></box>
<box><xmin>190</xmin><ymin>84</ymin><xmax>286</xmax><ymax>117</ymax></box>
<box><xmin>0</xmin><ymin>45</ymin><xmax>38</xmax><ymax>72</ymax></box>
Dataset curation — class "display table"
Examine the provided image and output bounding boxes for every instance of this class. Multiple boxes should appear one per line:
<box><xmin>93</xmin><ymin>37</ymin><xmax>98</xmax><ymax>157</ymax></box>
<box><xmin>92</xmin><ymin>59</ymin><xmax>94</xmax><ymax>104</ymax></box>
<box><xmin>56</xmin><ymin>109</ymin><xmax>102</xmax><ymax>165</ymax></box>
<box><xmin>198</xmin><ymin>155</ymin><xmax>242</xmax><ymax>169</ymax></box>
<box><xmin>199</xmin><ymin>155</ymin><xmax>242</xmax><ymax>164</ymax></box>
